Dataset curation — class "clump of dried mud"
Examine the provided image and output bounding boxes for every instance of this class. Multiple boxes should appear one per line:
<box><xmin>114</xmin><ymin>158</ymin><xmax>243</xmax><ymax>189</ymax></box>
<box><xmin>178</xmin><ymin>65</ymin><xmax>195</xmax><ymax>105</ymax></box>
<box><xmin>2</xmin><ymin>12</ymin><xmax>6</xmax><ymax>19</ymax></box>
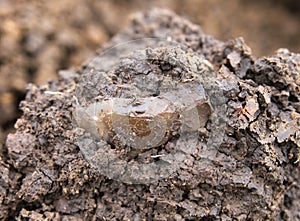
<box><xmin>2</xmin><ymin>9</ymin><xmax>300</xmax><ymax>220</ymax></box>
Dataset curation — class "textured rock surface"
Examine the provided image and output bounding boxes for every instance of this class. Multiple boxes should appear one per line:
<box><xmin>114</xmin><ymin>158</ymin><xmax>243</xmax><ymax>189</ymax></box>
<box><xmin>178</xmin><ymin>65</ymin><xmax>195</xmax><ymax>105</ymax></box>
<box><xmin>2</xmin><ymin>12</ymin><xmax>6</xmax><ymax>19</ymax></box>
<box><xmin>2</xmin><ymin>9</ymin><xmax>300</xmax><ymax>220</ymax></box>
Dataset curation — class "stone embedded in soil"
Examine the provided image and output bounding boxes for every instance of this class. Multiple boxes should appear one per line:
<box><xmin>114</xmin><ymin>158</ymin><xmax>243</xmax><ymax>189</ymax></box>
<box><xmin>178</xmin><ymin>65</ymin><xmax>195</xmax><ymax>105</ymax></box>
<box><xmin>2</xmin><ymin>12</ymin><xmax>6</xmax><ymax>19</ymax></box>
<box><xmin>74</xmin><ymin>45</ymin><xmax>218</xmax><ymax>185</ymax></box>
<box><xmin>2</xmin><ymin>9</ymin><xmax>300</xmax><ymax>220</ymax></box>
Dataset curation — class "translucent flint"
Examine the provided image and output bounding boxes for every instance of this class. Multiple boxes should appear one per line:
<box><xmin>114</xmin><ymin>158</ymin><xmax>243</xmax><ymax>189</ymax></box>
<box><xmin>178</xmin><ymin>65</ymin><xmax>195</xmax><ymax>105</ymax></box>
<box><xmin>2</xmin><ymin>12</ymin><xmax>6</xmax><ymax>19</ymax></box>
<box><xmin>74</xmin><ymin>81</ymin><xmax>211</xmax><ymax>149</ymax></box>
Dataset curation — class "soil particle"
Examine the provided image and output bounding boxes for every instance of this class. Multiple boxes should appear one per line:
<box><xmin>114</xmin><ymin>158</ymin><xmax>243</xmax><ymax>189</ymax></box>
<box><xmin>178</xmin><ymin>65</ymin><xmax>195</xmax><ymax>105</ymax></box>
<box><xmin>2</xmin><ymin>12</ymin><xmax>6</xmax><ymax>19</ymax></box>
<box><xmin>2</xmin><ymin>9</ymin><xmax>300</xmax><ymax>220</ymax></box>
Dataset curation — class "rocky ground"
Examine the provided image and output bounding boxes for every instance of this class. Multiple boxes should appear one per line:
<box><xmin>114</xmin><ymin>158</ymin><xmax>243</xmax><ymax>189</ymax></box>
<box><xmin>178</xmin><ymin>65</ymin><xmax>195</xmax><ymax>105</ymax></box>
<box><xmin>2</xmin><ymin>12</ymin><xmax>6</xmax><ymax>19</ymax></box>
<box><xmin>1</xmin><ymin>7</ymin><xmax>299</xmax><ymax>220</ymax></box>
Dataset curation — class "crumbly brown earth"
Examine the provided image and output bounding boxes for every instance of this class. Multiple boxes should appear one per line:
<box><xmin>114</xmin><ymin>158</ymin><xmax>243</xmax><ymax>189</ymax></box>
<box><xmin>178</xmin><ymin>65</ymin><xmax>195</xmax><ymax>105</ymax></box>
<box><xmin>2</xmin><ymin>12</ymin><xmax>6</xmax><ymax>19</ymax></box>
<box><xmin>2</xmin><ymin>9</ymin><xmax>299</xmax><ymax>220</ymax></box>
<box><xmin>1</xmin><ymin>0</ymin><xmax>300</xmax><ymax>146</ymax></box>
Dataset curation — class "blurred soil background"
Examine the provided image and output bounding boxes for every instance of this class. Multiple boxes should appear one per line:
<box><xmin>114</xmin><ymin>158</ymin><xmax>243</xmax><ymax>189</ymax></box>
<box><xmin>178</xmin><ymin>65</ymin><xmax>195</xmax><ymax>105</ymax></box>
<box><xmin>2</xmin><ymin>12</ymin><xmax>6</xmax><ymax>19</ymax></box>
<box><xmin>0</xmin><ymin>0</ymin><xmax>300</xmax><ymax>145</ymax></box>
